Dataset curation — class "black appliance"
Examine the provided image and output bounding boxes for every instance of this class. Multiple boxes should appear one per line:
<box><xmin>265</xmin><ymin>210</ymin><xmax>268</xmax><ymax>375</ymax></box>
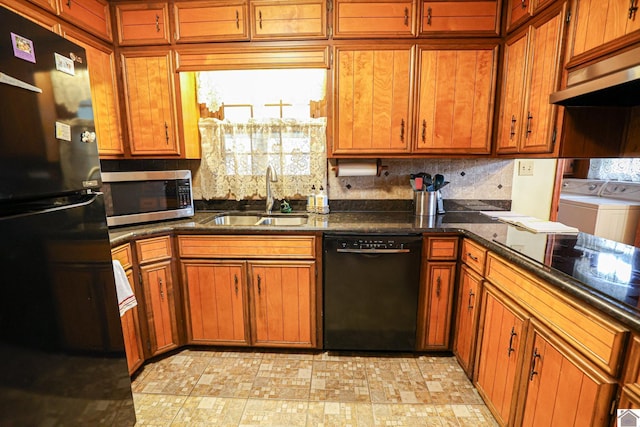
<box><xmin>0</xmin><ymin>6</ymin><xmax>135</xmax><ymax>425</ymax></box>
<box><xmin>323</xmin><ymin>234</ymin><xmax>422</xmax><ymax>351</ymax></box>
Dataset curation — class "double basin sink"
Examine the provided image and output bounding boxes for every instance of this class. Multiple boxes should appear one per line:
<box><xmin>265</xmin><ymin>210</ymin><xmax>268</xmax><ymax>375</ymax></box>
<box><xmin>206</xmin><ymin>212</ymin><xmax>308</xmax><ymax>227</ymax></box>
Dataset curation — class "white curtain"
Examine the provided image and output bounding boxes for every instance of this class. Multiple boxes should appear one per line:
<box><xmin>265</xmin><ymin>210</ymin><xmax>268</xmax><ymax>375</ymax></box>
<box><xmin>199</xmin><ymin>118</ymin><xmax>327</xmax><ymax>200</ymax></box>
<box><xmin>588</xmin><ymin>159</ymin><xmax>640</xmax><ymax>182</ymax></box>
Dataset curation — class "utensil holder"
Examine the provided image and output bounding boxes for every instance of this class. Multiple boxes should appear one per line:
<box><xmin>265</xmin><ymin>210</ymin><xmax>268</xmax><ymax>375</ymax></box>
<box><xmin>414</xmin><ymin>191</ymin><xmax>438</xmax><ymax>216</ymax></box>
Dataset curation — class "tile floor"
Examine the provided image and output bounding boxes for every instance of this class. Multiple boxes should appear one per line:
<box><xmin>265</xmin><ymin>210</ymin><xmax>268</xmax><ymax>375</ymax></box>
<box><xmin>131</xmin><ymin>348</ymin><xmax>498</xmax><ymax>426</ymax></box>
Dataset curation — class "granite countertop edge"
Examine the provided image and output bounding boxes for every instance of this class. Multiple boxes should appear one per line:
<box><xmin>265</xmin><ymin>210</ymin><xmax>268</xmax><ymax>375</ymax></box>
<box><xmin>109</xmin><ymin>210</ymin><xmax>640</xmax><ymax>332</ymax></box>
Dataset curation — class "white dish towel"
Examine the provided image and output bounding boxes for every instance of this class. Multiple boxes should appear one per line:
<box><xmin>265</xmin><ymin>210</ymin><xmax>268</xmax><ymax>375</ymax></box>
<box><xmin>112</xmin><ymin>260</ymin><xmax>137</xmax><ymax>317</ymax></box>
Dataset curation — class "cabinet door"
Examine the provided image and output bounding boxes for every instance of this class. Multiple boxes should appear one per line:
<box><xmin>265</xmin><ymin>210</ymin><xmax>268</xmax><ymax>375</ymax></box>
<box><xmin>453</xmin><ymin>265</ymin><xmax>482</xmax><ymax>378</ymax></box>
<box><xmin>334</xmin><ymin>0</ymin><xmax>416</xmax><ymax>38</ymax></box>
<box><xmin>174</xmin><ymin>0</ymin><xmax>249</xmax><ymax>43</ymax></box>
<box><xmin>249</xmin><ymin>261</ymin><xmax>316</xmax><ymax>347</ymax></box>
<box><xmin>58</xmin><ymin>0</ymin><xmax>112</xmax><ymax>41</ymax></box>
<box><xmin>334</xmin><ymin>46</ymin><xmax>413</xmax><ymax>155</ymax></box>
<box><xmin>496</xmin><ymin>30</ymin><xmax>528</xmax><ymax>153</ymax></box>
<box><xmin>414</xmin><ymin>46</ymin><xmax>496</xmax><ymax>154</ymax></box>
<box><xmin>121</xmin><ymin>50</ymin><xmax>180</xmax><ymax>156</ymax></box>
<box><xmin>519</xmin><ymin>6</ymin><xmax>565</xmax><ymax>153</ymax></box>
<box><xmin>62</xmin><ymin>27</ymin><xmax>124</xmax><ymax>157</ymax></box>
<box><xmin>115</xmin><ymin>2</ymin><xmax>170</xmax><ymax>45</ymax></box>
<box><xmin>421</xmin><ymin>1</ymin><xmax>499</xmax><ymax>35</ymax></box>
<box><xmin>141</xmin><ymin>260</ymin><xmax>179</xmax><ymax>356</ymax></box>
<box><xmin>250</xmin><ymin>0</ymin><xmax>327</xmax><ymax>39</ymax></box>
<box><xmin>421</xmin><ymin>262</ymin><xmax>455</xmax><ymax>349</ymax></box>
<box><xmin>570</xmin><ymin>0</ymin><xmax>640</xmax><ymax>60</ymax></box>
<box><xmin>182</xmin><ymin>261</ymin><xmax>249</xmax><ymax>345</ymax></box>
<box><xmin>3</xmin><ymin>0</ymin><xmax>61</xmax><ymax>33</ymax></box>
<box><xmin>475</xmin><ymin>287</ymin><xmax>528</xmax><ymax>426</ymax></box>
<box><xmin>519</xmin><ymin>324</ymin><xmax>616</xmax><ymax>427</ymax></box>
<box><xmin>121</xmin><ymin>269</ymin><xmax>144</xmax><ymax>374</ymax></box>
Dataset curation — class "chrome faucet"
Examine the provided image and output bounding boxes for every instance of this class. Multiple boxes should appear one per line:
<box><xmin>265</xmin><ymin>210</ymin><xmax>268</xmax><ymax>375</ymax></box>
<box><xmin>265</xmin><ymin>164</ymin><xmax>278</xmax><ymax>214</ymax></box>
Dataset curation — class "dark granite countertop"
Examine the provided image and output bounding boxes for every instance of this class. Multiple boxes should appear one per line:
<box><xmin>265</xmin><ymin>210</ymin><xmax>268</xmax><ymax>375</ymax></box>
<box><xmin>109</xmin><ymin>209</ymin><xmax>640</xmax><ymax>332</ymax></box>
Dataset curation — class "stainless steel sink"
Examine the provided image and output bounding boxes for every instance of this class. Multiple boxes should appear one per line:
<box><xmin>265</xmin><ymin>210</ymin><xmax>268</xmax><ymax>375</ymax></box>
<box><xmin>207</xmin><ymin>213</ymin><xmax>308</xmax><ymax>226</ymax></box>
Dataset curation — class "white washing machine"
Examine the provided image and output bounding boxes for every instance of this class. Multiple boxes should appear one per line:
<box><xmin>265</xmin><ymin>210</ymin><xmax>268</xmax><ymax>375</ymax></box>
<box><xmin>558</xmin><ymin>179</ymin><xmax>640</xmax><ymax>245</ymax></box>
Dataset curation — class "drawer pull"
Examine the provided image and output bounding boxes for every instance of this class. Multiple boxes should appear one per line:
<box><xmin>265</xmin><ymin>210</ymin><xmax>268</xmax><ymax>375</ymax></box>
<box><xmin>521</xmin><ymin>0</ymin><xmax>527</xmax><ymax>9</ymax></box>
<box><xmin>155</xmin><ymin>14</ymin><xmax>160</xmax><ymax>32</ymax></box>
<box><xmin>507</xmin><ymin>326</ymin><xmax>516</xmax><ymax>356</ymax></box>
<box><xmin>236</xmin><ymin>10</ymin><xmax>240</xmax><ymax>29</ymax></box>
<box><xmin>467</xmin><ymin>289</ymin><xmax>475</xmax><ymax>310</ymax></box>
<box><xmin>404</xmin><ymin>7</ymin><xmax>409</xmax><ymax>26</ymax></box>
<box><xmin>400</xmin><ymin>119</ymin><xmax>405</xmax><ymax>142</ymax></box>
<box><xmin>159</xmin><ymin>277</ymin><xmax>164</xmax><ymax>300</ymax></box>
<box><xmin>258</xmin><ymin>10</ymin><xmax>263</xmax><ymax>29</ymax></box>
<box><xmin>164</xmin><ymin>122</ymin><xmax>169</xmax><ymax>144</ymax></box>
<box><xmin>529</xmin><ymin>347</ymin><xmax>541</xmax><ymax>380</ymax></box>
<box><xmin>234</xmin><ymin>274</ymin><xmax>238</xmax><ymax>295</ymax></box>
<box><xmin>421</xmin><ymin>119</ymin><xmax>426</xmax><ymax>143</ymax></box>
<box><xmin>510</xmin><ymin>115</ymin><xmax>516</xmax><ymax>139</ymax></box>
<box><xmin>630</xmin><ymin>0</ymin><xmax>638</xmax><ymax>19</ymax></box>
<box><xmin>436</xmin><ymin>276</ymin><xmax>441</xmax><ymax>297</ymax></box>
<box><xmin>526</xmin><ymin>112</ymin><xmax>533</xmax><ymax>137</ymax></box>
<box><xmin>66</xmin><ymin>0</ymin><xmax>71</xmax><ymax>8</ymax></box>
<box><xmin>426</xmin><ymin>7</ymin><xmax>432</xmax><ymax>26</ymax></box>
<box><xmin>467</xmin><ymin>252</ymin><xmax>479</xmax><ymax>262</ymax></box>
<box><xmin>257</xmin><ymin>274</ymin><xmax>261</xmax><ymax>294</ymax></box>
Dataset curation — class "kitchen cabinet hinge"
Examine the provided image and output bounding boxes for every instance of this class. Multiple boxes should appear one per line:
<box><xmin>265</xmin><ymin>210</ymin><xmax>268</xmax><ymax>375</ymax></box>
<box><xmin>566</xmin><ymin>9</ymin><xmax>571</xmax><ymax>24</ymax></box>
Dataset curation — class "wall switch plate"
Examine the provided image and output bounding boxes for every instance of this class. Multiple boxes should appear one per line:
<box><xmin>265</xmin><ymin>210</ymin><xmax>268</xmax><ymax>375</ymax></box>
<box><xmin>518</xmin><ymin>160</ymin><xmax>534</xmax><ymax>176</ymax></box>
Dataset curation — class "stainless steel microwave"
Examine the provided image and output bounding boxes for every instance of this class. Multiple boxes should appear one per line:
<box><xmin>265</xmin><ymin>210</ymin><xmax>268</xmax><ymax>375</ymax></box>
<box><xmin>102</xmin><ymin>170</ymin><xmax>194</xmax><ymax>227</ymax></box>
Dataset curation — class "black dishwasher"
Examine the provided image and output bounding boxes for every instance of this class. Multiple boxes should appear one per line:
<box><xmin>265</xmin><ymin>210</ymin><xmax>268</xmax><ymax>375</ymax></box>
<box><xmin>323</xmin><ymin>234</ymin><xmax>422</xmax><ymax>351</ymax></box>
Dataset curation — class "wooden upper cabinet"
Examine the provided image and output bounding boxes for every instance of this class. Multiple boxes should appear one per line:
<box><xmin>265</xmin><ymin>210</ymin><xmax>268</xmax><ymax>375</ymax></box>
<box><xmin>420</xmin><ymin>0</ymin><xmax>500</xmax><ymax>36</ymax></box>
<box><xmin>174</xmin><ymin>0</ymin><xmax>250</xmax><ymax>42</ymax></box>
<box><xmin>333</xmin><ymin>46</ymin><xmax>413</xmax><ymax>155</ymax></box>
<box><xmin>2</xmin><ymin>0</ymin><xmax>61</xmax><ymax>33</ymax></box>
<box><xmin>61</xmin><ymin>26</ymin><xmax>124</xmax><ymax>156</ymax></box>
<box><xmin>506</xmin><ymin>0</ymin><xmax>555</xmax><ymax>32</ymax></box>
<box><xmin>121</xmin><ymin>50</ymin><xmax>180</xmax><ymax>156</ymax></box>
<box><xmin>497</xmin><ymin>3</ymin><xmax>567</xmax><ymax>154</ymax></box>
<box><xmin>414</xmin><ymin>45</ymin><xmax>497</xmax><ymax>154</ymax></box>
<box><xmin>115</xmin><ymin>2</ymin><xmax>171</xmax><ymax>45</ymax></box>
<box><xmin>334</xmin><ymin>0</ymin><xmax>416</xmax><ymax>38</ymax></box>
<box><xmin>250</xmin><ymin>0</ymin><xmax>327</xmax><ymax>39</ymax></box>
<box><xmin>57</xmin><ymin>0</ymin><xmax>111</xmax><ymax>41</ymax></box>
<box><xmin>27</xmin><ymin>0</ymin><xmax>58</xmax><ymax>15</ymax></box>
<box><xmin>569</xmin><ymin>0</ymin><xmax>640</xmax><ymax>64</ymax></box>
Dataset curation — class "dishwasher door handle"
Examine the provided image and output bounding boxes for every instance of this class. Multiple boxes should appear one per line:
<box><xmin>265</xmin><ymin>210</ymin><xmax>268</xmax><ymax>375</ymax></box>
<box><xmin>336</xmin><ymin>248</ymin><xmax>411</xmax><ymax>254</ymax></box>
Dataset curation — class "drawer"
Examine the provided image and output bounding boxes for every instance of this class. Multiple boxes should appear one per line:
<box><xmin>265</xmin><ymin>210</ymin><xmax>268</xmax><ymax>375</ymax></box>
<box><xmin>424</xmin><ymin>236</ymin><xmax>458</xmax><ymax>260</ymax></box>
<box><xmin>460</xmin><ymin>238</ymin><xmax>486</xmax><ymax>274</ymax></box>
<box><xmin>178</xmin><ymin>235</ymin><xmax>316</xmax><ymax>259</ymax></box>
<box><xmin>136</xmin><ymin>235</ymin><xmax>172</xmax><ymax>263</ymax></box>
<box><xmin>486</xmin><ymin>253</ymin><xmax>628</xmax><ymax>376</ymax></box>
<box><xmin>111</xmin><ymin>243</ymin><xmax>133</xmax><ymax>270</ymax></box>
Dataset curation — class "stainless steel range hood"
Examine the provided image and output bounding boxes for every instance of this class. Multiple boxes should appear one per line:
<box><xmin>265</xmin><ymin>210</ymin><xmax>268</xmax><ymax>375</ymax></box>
<box><xmin>550</xmin><ymin>45</ymin><xmax>640</xmax><ymax>106</ymax></box>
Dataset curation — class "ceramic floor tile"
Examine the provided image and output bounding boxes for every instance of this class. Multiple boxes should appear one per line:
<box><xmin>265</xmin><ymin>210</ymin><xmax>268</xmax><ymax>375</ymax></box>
<box><xmin>238</xmin><ymin>399</ymin><xmax>309</xmax><ymax>426</ymax></box>
<box><xmin>372</xmin><ymin>403</ymin><xmax>442</xmax><ymax>426</ymax></box>
<box><xmin>306</xmin><ymin>401</ymin><xmax>375</xmax><ymax>427</ymax></box>
<box><xmin>309</xmin><ymin>360</ymin><xmax>370</xmax><ymax>402</ymax></box>
<box><xmin>365</xmin><ymin>358</ymin><xmax>431</xmax><ymax>403</ymax></box>
<box><xmin>191</xmin><ymin>357</ymin><xmax>261</xmax><ymax>398</ymax></box>
<box><xmin>131</xmin><ymin>392</ymin><xmax>186</xmax><ymax>426</ymax></box>
<box><xmin>170</xmin><ymin>396</ymin><xmax>247</xmax><ymax>426</ymax></box>
<box><xmin>436</xmin><ymin>404</ymin><xmax>499</xmax><ymax>427</ymax></box>
<box><xmin>250</xmin><ymin>359</ymin><xmax>313</xmax><ymax>400</ymax></box>
<box><xmin>131</xmin><ymin>369</ymin><xmax>203</xmax><ymax>396</ymax></box>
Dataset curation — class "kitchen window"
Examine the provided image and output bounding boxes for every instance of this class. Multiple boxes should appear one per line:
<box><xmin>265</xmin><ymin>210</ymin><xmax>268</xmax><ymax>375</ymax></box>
<box><xmin>196</xmin><ymin>69</ymin><xmax>327</xmax><ymax>201</ymax></box>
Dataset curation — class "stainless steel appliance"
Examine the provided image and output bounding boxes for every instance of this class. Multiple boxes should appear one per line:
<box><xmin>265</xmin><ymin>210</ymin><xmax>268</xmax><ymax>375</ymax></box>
<box><xmin>323</xmin><ymin>234</ymin><xmax>422</xmax><ymax>351</ymax></box>
<box><xmin>102</xmin><ymin>170</ymin><xmax>194</xmax><ymax>227</ymax></box>
<box><xmin>0</xmin><ymin>6</ymin><xmax>135</xmax><ymax>425</ymax></box>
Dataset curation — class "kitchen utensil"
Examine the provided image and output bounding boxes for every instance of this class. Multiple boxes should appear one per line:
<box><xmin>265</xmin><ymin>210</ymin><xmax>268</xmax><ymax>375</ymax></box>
<box><xmin>434</xmin><ymin>174</ymin><xmax>445</xmax><ymax>191</ymax></box>
<box><xmin>414</xmin><ymin>176</ymin><xmax>423</xmax><ymax>191</ymax></box>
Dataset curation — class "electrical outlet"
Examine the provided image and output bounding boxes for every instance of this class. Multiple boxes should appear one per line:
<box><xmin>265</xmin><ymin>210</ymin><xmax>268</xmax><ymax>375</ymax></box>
<box><xmin>518</xmin><ymin>160</ymin><xmax>534</xmax><ymax>176</ymax></box>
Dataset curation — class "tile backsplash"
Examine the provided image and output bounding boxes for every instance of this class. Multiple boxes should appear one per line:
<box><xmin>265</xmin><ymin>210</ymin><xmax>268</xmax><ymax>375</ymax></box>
<box><xmin>101</xmin><ymin>158</ymin><xmax>515</xmax><ymax>202</ymax></box>
<box><xmin>327</xmin><ymin>158</ymin><xmax>515</xmax><ymax>201</ymax></box>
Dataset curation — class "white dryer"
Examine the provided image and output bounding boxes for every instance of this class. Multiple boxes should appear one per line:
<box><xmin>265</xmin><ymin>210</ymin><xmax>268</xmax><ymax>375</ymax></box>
<box><xmin>558</xmin><ymin>179</ymin><xmax>640</xmax><ymax>245</ymax></box>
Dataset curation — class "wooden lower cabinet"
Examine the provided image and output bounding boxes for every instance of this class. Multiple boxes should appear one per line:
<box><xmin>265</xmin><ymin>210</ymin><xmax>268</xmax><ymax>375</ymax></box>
<box><xmin>249</xmin><ymin>261</ymin><xmax>316</xmax><ymax>347</ymax></box>
<box><xmin>120</xmin><ymin>269</ymin><xmax>144</xmax><ymax>374</ymax></box>
<box><xmin>453</xmin><ymin>264</ymin><xmax>483</xmax><ymax>378</ymax></box>
<box><xmin>140</xmin><ymin>260</ymin><xmax>180</xmax><ymax>356</ymax></box>
<box><xmin>517</xmin><ymin>320</ymin><xmax>616</xmax><ymax>427</ymax></box>
<box><xmin>182</xmin><ymin>261</ymin><xmax>249</xmax><ymax>345</ymax></box>
<box><xmin>419</xmin><ymin>262</ymin><xmax>455</xmax><ymax>350</ymax></box>
<box><xmin>475</xmin><ymin>284</ymin><xmax>528</xmax><ymax>426</ymax></box>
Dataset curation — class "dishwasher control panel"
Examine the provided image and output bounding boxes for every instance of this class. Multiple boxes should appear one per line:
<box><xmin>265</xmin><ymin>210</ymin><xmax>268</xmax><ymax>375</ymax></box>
<box><xmin>338</xmin><ymin>238</ymin><xmax>408</xmax><ymax>250</ymax></box>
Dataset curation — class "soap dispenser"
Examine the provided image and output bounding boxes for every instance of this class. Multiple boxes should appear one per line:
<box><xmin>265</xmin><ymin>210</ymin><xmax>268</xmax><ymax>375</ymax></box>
<box><xmin>307</xmin><ymin>185</ymin><xmax>316</xmax><ymax>213</ymax></box>
<box><xmin>316</xmin><ymin>186</ymin><xmax>329</xmax><ymax>214</ymax></box>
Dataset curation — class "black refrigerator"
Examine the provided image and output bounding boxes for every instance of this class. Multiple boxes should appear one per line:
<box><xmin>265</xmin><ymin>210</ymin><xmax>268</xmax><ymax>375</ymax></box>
<box><xmin>0</xmin><ymin>6</ymin><xmax>136</xmax><ymax>425</ymax></box>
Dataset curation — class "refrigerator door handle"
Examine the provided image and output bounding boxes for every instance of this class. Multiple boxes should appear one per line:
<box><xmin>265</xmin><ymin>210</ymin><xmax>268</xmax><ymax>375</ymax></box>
<box><xmin>1</xmin><ymin>192</ymin><xmax>100</xmax><ymax>221</ymax></box>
